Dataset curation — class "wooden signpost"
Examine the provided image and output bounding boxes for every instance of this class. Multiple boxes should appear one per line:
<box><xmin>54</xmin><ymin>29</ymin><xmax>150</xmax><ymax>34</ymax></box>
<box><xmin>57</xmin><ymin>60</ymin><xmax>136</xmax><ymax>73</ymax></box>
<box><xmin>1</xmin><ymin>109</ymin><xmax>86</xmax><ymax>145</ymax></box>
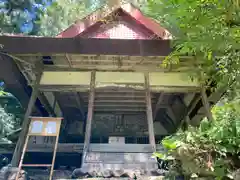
<box><xmin>15</xmin><ymin>117</ymin><xmax>62</xmax><ymax>180</ymax></box>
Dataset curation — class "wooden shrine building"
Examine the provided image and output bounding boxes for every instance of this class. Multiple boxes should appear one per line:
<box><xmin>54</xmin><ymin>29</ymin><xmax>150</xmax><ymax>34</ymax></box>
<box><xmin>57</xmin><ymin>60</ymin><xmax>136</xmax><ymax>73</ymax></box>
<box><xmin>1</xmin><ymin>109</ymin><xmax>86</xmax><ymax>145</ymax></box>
<box><xmin>0</xmin><ymin>1</ymin><xmax>224</xmax><ymax>179</ymax></box>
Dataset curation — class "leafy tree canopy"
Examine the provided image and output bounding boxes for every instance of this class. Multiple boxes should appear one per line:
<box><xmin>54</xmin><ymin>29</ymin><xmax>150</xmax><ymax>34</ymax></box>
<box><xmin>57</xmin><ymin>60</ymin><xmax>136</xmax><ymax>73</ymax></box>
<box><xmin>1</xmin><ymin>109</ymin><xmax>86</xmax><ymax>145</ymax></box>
<box><xmin>37</xmin><ymin>0</ymin><xmax>147</xmax><ymax>36</ymax></box>
<box><xmin>146</xmin><ymin>0</ymin><xmax>240</xmax><ymax>178</ymax></box>
<box><xmin>0</xmin><ymin>0</ymin><xmax>54</xmax><ymax>34</ymax></box>
<box><xmin>0</xmin><ymin>0</ymin><xmax>147</xmax><ymax>36</ymax></box>
<box><xmin>37</xmin><ymin>0</ymin><xmax>88</xmax><ymax>36</ymax></box>
<box><xmin>146</xmin><ymin>0</ymin><xmax>240</xmax><ymax>98</ymax></box>
<box><xmin>0</xmin><ymin>82</ymin><xmax>23</xmax><ymax>144</ymax></box>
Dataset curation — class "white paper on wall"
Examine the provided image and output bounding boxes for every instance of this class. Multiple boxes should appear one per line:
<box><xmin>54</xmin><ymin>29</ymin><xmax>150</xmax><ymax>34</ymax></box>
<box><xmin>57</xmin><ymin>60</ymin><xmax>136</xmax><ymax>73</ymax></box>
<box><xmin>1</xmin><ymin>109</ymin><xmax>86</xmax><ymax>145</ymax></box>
<box><xmin>45</xmin><ymin>121</ymin><xmax>57</xmax><ymax>134</ymax></box>
<box><xmin>108</xmin><ymin>136</ymin><xmax>125</xmax><ymax>144</ymax></box>
<box><xmin>31</xmin><ymin>121</ymin><xmax>43</xmax><ymax>133</ymax></box>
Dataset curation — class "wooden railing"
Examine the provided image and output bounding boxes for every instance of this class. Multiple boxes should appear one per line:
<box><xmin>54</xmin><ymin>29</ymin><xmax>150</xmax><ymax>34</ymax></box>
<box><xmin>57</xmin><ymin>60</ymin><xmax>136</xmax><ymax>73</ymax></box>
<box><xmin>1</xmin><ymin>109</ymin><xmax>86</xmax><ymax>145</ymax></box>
<box><xmin>0</xmin><ymin>143</ymin><xmax>164</xmax><ymax>154</ymax></box>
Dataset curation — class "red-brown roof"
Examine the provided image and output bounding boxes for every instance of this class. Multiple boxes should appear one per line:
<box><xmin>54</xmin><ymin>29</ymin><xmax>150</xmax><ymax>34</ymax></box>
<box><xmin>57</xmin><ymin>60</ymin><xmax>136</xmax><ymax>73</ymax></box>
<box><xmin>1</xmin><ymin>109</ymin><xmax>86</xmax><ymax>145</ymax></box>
<box><xmin>57</xmin><ymin>3</ymin><xmax>170</xmax><ymax>39</ymax></box>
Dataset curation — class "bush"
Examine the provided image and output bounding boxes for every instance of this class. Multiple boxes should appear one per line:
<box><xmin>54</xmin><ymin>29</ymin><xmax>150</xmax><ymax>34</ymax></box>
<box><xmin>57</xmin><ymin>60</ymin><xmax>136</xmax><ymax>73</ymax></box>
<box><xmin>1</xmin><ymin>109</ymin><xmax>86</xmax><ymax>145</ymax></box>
<box><xmin>154</xmin><ymin>102</ymin><xmax>240</xmax><ymax>179</ymax></box>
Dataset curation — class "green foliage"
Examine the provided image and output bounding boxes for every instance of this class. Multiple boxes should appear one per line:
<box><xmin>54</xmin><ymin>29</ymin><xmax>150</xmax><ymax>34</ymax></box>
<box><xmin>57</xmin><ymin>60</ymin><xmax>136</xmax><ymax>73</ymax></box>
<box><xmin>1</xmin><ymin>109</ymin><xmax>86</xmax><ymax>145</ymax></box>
<box><xmin>146</xmin><ymin>0</ymin><xmax>240</xmax><ymax>95</ymax></box>
<box><xmin>157</xmin><ymin>102</ymin><xmax>240</xmax><ymax>179</ymax></box>
<box><xmin>37</xmin><ymin>0</ymin><xmax>147</xmax><ymax>36</ymax></box>
<box><xmin>0</xmin><ymin>85</ymin><xmax>23</xmax><ymax>143</ymax></box>
<box><xmin>37</xmin><ymin>0</ymin><xmax>89</xmax><ymax>36</ymax></box>
<box><xmin>146</xmin><ymin>2</ymin><xmax>240</xmax><ymax>176</ymax></box>
<box><xmin>85</xmin><ymin>0</ymin><xmax>106</xmax><ymax>11</ymax></box>
<box><xmin>0</xmin><ymin>0</ymin><xmax>148</xmax><ymax>36</ymax></box>
<box><xmin>0</xmin><ymin>0</ymin><xmax>48</xmax><ymax>34</ymax></box>
<box><xmin>154</xmin><ymin>138</ymin><xmax>179</xmax><ymax>161</ymax></box>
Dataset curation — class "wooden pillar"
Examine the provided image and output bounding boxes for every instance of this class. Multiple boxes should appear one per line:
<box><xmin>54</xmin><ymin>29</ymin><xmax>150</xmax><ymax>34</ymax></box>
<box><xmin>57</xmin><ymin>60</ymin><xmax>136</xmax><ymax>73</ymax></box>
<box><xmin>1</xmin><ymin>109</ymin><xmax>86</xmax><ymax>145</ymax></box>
<box><xmin>81</xmin><ymin>71</ymin><xmax>96</xmax><ymax>166</ymax></box>
<box><xmin>201</xmin><ymin>86</ymin><xmax>214</xmax><ymax>122</ymax></box>
<box><xmin>144</xmin><ymin>73</ymin><xmax>156</xmax><ymax>151</ymax></box>
<box><xmin>11</xmin><ymin>63</ymin><xmax>43</xmax><ymax>166</ymax></box>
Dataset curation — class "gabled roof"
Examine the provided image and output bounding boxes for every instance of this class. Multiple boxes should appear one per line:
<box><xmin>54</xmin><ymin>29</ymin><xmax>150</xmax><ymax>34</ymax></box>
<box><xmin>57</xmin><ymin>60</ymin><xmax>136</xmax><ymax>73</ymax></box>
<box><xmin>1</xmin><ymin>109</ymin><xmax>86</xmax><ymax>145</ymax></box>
<box><xmin>57</xmin><ymin>3</ymin><xmax>171</xmax><ymax>39</ymax></box>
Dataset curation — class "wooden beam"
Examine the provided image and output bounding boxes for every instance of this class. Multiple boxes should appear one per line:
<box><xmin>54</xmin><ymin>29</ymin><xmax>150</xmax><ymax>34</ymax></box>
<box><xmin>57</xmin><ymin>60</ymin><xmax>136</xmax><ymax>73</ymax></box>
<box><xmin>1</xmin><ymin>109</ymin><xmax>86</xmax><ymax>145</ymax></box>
<box><xmin>90</xmin><ymin>99</ymin><xmax>151</xmax><ymax>103</ymax></box>
<box><xmin>38</xmin><ymin>92</ymin><xmax>56</xmax><ymax>116</ymax></box>
<box><xmin>185</xmin><ymin>115</ymin><xmax>190</xmax><ymax>130</ymax></box>
<box><xmin>74</xmin><ymin>92</ymin><xmax>85</xmax><ymax>117</ymax></box>
<box><xmin>178</xmin><ymin>93</ymin><xmax>201</xmax><ymax>127</ymax></box>
<box><xmin>43</xmin><ymin>65</ymin><xmax>192</xmax><ymax>73</ymax></box>
<box><xmin>183</xmin><ymin>93</ymin><xmax>195</xmax><ymax>107</ymax></box>
<box><xmin>144</xmin><ymin>73</ymin><xmax>156</xmax><ymax>151</ymax></box>
<box><xmin>82</xmin><ymin>71</ymin><xmax>96</xmax><ymax>166</ymax></box>
<box><xmin>94</xmin><ymin>89</ymin><xmax>145</xmax><ymax>93</ymax></box>
<box><xmin>65</xmin><ymin>53</ymin><xmax>72</xmax><ymax>67</ymax></box>
<box><xmin>82</xmin><ymin>94</ymin><xmax>152</xmax><ymax>98</ymax></box>
<box><xmin>88</xmin><ymin>144</ymin><xmax>164</xmax><ymax>153</ymax></box>
<box><xmin>94</xmin><ymin>108</ymin><xmax>146</xmax><ymax>112</ymax></box>
<box><xmin>38</xmin><ymin>85</ymin><xmax>200</xmax><ymax>93</ymax></box>
<box><xmin>92</xmin><ymin>104</ymin><xmax>147</xmax><ymax>107</ymax></box>
<box><xmin>170</xmin><ymin>96</ymin><xmax>189</xmax><ymax>130</ymax></box>
<box><xmin>43</xmin><ymin>92</ymin><xmax>63</xmax><ymax>117</ymax></box>
<box><xmin>11</xmin><ymin>62</ymin><xmax>43</xmax><ymax>167</ymax></box>
<box><xmin>149</xmin><ymin>72</ymin><xmax>200</xmax><ymax>87</ymax></box>
<box><xmin>152</xmin><ymin>93</ymin><xmax>170</xmax><ymax>133</ymax></box>
<box><xmin>0</xmin><ymin>143</ymin><xmax>164</xmax><ymax>154</ymax></box>
<box><xmin>178</xmin><ymin>115</ymin><xmax>190</xmax><ymax>131</ymax></box>
<box><xmin>167</xmin><ymin>106</ymin><xmax>177</xmax><ymax>124</ymax></box>
<box><xmin>190</xmin><ymin>86</ymin><xmax>226</xmax><ymax>126</ymax></box>
<box><xmin>96</xmin><ymin>72</ymin><xmax>144</xmax><ymax>84</ymax></box>
<box><xmin>153</xmin><ymin>122</ymin><xmax>169</xmax><ymax>135</ymax></box>
<box><xmin>94</xmin><ymin>110</ymin><xmax>145</xmax><ymax>112</ymax></box>
<box><xmin>64</xmin><ymin>103</ymin><xmax>160</xmax><ymax>108</ymax></box>
<box><xmin>187</xmin><ymin>94</ymin><xmax>201</xmax><ymax>116</ymax></box>
<box><xmin>177</xmin><ymin>93</ymin><xmax>196</xmax><ymax>128</ymax></box>
<box><xmin>0</xmin><ymin>36</ymin><xmax>171</xmax><ymax>56</ymax></box>
<box><xmin>44</xmin><ymin>55</ymin><xmax>193</xmax><ymax>64</ymax></box>
<box><xmin>39</xmin><ymin>71</ymin><xmax>200</xmax><ymax>88</ymax></box>
<box><xmin>40</xmin><ymin>71</ymin><xmax>91</xmax><ymax>86</ymax></box>
<box><xmin>201</xmin><ymin>86</ymin><xmax>214</xmax><ymax>121</ymax></box>
<box><xmin>153</xmin><ymin>93</ymin><xmax>165</xmax><ymax>120</ymax></box>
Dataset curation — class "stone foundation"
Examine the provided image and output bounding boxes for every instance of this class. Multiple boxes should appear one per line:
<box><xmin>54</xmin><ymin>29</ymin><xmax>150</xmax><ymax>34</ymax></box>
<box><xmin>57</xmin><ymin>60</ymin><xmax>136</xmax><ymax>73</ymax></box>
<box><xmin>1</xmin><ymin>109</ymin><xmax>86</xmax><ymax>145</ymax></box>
<box><xmin>0</xmin><ymin>166</ymin><xmax>28</xmax><ymax>180</ymax></box>
<box><xmin>72</xmin><ymin>167</ymin><xmax>166</xmax><ymax>179</ymax></box>
<box><xmin>0</xmin><ymin>165</ymin><xmax>166</xmax><ymax>179</ymax></box>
